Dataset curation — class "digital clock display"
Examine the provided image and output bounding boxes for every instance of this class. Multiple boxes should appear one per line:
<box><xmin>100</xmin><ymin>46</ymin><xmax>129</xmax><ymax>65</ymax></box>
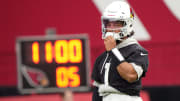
<box><xmin>16</xmin><ymin>34</ymin><xmax>91</xmax><ymax>94</ymax></box>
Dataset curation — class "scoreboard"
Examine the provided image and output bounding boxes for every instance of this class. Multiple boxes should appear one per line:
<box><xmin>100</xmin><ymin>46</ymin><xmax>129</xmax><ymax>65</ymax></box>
<box><xmin>16</xmin><ymin>34</ymin><xmax>91</xmax><ymax>94</ymax></box>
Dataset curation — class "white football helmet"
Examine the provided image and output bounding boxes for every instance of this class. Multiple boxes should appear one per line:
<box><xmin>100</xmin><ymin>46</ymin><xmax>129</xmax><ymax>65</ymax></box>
<box><xmin>102</xmin><ymin>1</ymin><xmax>134</xmax><ymax>40</ymax></box>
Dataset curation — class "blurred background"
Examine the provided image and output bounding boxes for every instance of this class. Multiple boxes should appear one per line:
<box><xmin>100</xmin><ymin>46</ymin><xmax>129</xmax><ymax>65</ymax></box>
<box><xmin>0</xmin><ymin>0</ymin><xmax>180</xmax><ymax>101</ymax></box>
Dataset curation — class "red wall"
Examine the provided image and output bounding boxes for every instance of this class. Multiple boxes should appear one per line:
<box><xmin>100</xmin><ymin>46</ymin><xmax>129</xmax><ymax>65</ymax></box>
<box><xmin>0</xmin><ymin>0</ymin><xmax>180</xmax><ymax>86</ymax></box>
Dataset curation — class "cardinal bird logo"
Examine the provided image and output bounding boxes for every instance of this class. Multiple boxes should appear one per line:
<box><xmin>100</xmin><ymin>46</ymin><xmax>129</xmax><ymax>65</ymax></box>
<box><xmin>21</xmin><ymin>66</ymin><xmax>49</xmax><ymax>87</ymax></box>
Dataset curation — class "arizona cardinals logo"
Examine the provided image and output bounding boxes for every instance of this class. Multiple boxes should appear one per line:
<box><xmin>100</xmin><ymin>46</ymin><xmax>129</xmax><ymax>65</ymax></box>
<box><xmin>130</xmin><ymin>8</ymin><xmax>134</xmax><ymax>19</ymax></box>
<box><xmin>21</xmin><ymin>66</ymin><xmax>49</xmax><ymax>87</ymax></box>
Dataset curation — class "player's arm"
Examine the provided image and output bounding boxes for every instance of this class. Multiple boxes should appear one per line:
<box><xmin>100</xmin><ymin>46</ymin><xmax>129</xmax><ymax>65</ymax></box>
<box><xmin>111</xmin><ymin>47</ymin><xmax>139</xmax><ymax>83</ymax></box>
<box><xmin>104</xmin><ymin>36</ymin><xmax>142</xmax><ymax>83</ymax></box>
<box><xmin>116</xmin><ymin>62</ymin><xmax>138</xmax><ymax>83</ymax></box>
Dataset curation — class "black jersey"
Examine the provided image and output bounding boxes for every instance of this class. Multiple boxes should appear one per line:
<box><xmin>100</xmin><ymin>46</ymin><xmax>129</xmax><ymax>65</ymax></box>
<box><xmin>91</xmin><ymin>43</ymin><xmax>149</xmax><ymax>96</ymax></box>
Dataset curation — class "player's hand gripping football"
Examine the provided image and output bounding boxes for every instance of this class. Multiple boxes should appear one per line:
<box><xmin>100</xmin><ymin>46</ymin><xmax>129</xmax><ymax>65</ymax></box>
<box><xmin>104</xmin><ymin>36</ymin><xmax>116</xmax><ymax>51</ymax></box>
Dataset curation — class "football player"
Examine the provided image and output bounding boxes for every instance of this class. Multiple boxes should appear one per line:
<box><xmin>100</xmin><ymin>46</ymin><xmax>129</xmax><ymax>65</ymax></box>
<box><xmin>91</xmin><ymin>1</ymin><xmax>149</xmax><ymax>101</ymax></box>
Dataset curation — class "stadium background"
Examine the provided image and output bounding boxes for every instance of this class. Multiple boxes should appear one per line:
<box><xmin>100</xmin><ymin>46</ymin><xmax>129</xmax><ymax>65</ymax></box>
<box><xmin>0</xmin><ymin>0</ymin><xmax>180</xmax><ymax>101</ymax></box>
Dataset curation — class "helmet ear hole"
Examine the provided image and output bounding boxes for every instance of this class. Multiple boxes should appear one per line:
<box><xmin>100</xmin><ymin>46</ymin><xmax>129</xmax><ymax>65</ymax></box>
<box><xmin>120</xmin><ymin>32</ymin><xmax>124</xmax><ymax>37</ymax></box>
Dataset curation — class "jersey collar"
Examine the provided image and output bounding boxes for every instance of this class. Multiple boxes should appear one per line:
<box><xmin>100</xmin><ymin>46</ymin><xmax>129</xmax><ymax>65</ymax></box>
<box><xmin>116</xmin><ymin>37</ymin><xmax>139</xmax><ymax>49</ymax></box>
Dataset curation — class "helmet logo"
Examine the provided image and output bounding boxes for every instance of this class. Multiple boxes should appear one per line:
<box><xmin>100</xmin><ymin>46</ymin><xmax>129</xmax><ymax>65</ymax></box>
<box><xmin>130</xmin><ymin>8</ymin><xmax>134</xmax><ymax>19</ymax></box>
